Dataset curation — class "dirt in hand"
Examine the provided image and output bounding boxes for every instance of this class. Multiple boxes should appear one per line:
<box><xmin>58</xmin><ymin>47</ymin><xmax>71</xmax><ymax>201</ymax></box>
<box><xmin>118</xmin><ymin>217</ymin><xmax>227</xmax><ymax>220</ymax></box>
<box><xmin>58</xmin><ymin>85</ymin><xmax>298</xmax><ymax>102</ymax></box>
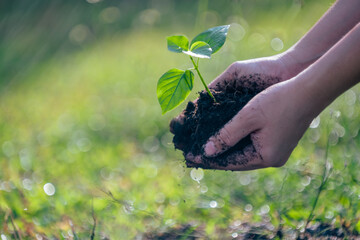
<box><xmin>170</xmin><ymin>74</ymin><xmax>280</xmax><ymax>168</ymax></box>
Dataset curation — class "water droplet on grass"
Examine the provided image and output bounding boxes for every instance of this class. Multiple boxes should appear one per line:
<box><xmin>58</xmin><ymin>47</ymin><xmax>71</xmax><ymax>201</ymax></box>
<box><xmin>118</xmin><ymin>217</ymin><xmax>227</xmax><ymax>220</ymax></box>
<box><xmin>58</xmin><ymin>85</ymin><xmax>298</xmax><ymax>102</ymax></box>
<box><xmin>190</xmin><ymin>168</ymin><xmax>204</xmax><ymax>183</ymax></box>
<box><xmin>239</xmin><ymin>174</ymin><xmax>251</xmax><ymax>185</ymax></box>
<box><xmin>301</xmin><ymin>176</ymin><xmax>311</xmax><ymax>186</ymax></box>
<box><xmin>43</xmin><ymin>183</ymin><xmax>55</xmax><ymax>196</ymax></box>
<box><xmin>245</xmin><ymin>204</ymin><xmax>253</xmax><ymax>212</ymax></box>
<box><xmin>123</xmin><ymin>204</ymin><xmax>134</xmax><ymax>214</ymax></box>
<box><xmin>308</xmin><ymin>128</ymin><xmax>320</xmax><ymax>143</ymax></box>
<box><xmin>209</xmin><ymin>201</ymin><xmax>218</xmax><ymax>208</ymax></box>
<box><xmin>310</xmin><ymin>116</ymin><xmax>320</xmax><ymax>128</ymax></box>
<box><xmin>333</xmin><ymin>110</ymin><xmax>341</xmax><ymax>118</ymax></box>
<box><xmin>200</xmin><ymin>185</ymin><xmax>208</xmax><ymax>193</ymax></box>
<box><xmin>260</xmin><ymin>205</ymin><xmax>270</xmax><ymax>214</ymax></box>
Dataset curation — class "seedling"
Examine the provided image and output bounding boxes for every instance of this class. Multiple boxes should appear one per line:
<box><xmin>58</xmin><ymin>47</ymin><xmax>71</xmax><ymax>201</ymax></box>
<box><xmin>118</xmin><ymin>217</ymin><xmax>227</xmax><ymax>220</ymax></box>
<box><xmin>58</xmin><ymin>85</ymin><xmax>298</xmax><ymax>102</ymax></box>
<box><xmin>157</xmin><ymin>25</ymin><xmax>230</xmax><ymax>114</ymax></box>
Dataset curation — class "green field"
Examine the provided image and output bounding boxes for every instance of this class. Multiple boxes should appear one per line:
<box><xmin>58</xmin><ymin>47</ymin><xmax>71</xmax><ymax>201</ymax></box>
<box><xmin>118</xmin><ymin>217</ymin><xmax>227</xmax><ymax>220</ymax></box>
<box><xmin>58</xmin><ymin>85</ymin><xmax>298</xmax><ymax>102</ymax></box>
<box><xmin>1</xmin><ymin>0</ymin><xmax>360</xmax><ymax>239</ymax></box>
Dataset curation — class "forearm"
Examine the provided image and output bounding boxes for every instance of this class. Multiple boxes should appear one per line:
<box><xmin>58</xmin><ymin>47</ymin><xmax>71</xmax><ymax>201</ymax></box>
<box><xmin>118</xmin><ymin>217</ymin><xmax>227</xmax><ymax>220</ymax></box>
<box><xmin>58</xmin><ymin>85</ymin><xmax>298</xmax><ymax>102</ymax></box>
<box><xmin>295</xmin><ymin>23</ymin><xmax>360</xmax><ymax>117</ymax></box>
<box><xmin>284</xmin><ymin>0</ymin><xmax>360</xmax><ymax>74</ymax></box>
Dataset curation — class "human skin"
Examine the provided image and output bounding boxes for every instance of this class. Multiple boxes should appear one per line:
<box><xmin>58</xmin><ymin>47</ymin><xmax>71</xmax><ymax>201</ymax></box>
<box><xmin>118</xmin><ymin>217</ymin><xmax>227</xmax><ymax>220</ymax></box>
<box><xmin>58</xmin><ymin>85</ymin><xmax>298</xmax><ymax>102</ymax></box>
<box><xmin>188</xmin><ymin>22</ymin><xmax>360</xmax><ymax>170</ymax></box>
<box><xmin>177</xmin><ymin>0</ymin><xmax>360</xmax><ymax>170</ymax></box>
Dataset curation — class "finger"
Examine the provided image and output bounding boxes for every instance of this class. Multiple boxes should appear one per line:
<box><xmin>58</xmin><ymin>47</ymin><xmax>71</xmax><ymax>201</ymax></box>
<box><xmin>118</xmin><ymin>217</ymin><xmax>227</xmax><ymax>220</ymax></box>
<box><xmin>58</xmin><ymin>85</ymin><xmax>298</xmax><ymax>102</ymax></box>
<box><xmin>185</xmin><ymin>153</ymin><xmax>202</xmax><ymax>164</ymax></box>
<box><xmin>185</xmin><ymin>144</ymin><xmax>267</xmax><ymax>171</ymax></box>
<box><xmin>186</xmin><ymin>160</ymin><xmax>206</xmax><ymax>169</ymax></box>
<box><xmin>210</xmin><ymin>144</ymin><xmax>264</xmax><ymax>171</ymax></box>
<box><xmin>169</xmin><ymin>114</ymin><xmax>185</xmax><ymax>134</ymax></box>
<box><xmin>185</xmin><ymin>153</ymin><xmax>206</xmax><ymax>168</ymax></box>
<box><xmin>224</xmin><ymin>154</ymin><xmax>264</xmax><ymax>171</ymax></box>
<box><xmin>203</xmin><ymin>105</ymin><xmax>262</xmax><ymax>157</ymax></box>
<box><xmin>188</xmin><ymin>147</ymin><xmax>265</xmax><ymax>171</ymax></box>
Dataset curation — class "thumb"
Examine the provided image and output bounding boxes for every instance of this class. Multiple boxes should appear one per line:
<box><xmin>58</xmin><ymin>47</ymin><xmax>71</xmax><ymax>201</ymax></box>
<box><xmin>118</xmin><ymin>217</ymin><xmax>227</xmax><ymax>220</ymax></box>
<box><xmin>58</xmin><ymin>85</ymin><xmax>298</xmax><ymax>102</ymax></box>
<box><xmin>203</xmin><ymin>106</ymin><xmax>261</xmax><ymax>157</ymax></box>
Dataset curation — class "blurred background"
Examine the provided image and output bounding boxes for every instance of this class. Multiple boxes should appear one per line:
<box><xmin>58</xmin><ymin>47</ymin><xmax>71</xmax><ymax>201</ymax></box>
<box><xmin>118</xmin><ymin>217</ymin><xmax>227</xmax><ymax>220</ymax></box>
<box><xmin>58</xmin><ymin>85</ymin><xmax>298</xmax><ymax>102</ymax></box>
<box><xmin>1</xmin><ymin>0</ymin><xmax>360</xmax><ymax>239</ymax></box>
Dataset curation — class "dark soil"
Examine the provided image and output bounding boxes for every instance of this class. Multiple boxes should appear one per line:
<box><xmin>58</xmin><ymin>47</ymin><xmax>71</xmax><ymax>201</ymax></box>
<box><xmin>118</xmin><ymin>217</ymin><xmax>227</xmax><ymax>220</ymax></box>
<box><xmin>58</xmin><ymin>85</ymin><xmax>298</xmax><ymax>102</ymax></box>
<box><xmin>143</xmin><ymin>222</ymin><xmax>359</xmax><ymax>239</ymax></box>
<box><xmin>170</xmin><ymin>74</ymin><xmax>280</xmax><ymax>168</ymax></box>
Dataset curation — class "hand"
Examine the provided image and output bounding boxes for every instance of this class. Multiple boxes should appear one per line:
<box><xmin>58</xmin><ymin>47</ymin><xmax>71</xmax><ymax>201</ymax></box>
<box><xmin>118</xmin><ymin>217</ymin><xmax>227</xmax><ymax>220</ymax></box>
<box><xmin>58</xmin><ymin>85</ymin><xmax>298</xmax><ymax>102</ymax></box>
<box><xmin>170</xmin><ymin>52</ymin><xmax>303</xmax><ymax>152</ymax></box>
<box><xmin>188</xmin><ymin>22</ymin><xmax>360</xmax><ymax>171</ymax></box>
<box><xmin>186</xmin><ymin>79</ymin><xmax>316</xmax><ymax>170</ymax></box>
<box><xmin>208</xmin><ymin>52</ymin><xmax>302</xmax><ymax>91</ymax></box>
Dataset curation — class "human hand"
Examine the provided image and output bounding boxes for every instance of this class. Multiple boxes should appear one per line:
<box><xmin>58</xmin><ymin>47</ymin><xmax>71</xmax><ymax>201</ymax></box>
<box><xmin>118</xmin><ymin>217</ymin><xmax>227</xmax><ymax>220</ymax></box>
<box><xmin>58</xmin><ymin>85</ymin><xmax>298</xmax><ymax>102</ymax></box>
<box><xmin>207</xmin><ymin>52</ymin><xmax>302</xmax><ymax>91</ymax></box>
<box><xmin>186</xmin><ymin>78</ymin><xmax>316</xmax><ymax>170</ymax></box>
<box><xmin>187</xmin><ymin>22</ymin><xmax>360</xmax><ymax>171</ymax></box>
<box><xmin>170</xmin><ymin>52</ymin><xmax>303</xmax><ymax>152</ymax></box>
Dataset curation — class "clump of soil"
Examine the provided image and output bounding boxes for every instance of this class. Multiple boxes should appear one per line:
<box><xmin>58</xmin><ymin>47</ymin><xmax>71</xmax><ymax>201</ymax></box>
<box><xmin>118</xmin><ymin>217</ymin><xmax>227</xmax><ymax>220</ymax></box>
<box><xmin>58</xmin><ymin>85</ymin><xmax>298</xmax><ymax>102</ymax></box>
<box><xmin>170</xmin><ymin>74</ymin><xmax>280</xmax><ymax>168</ymax></box>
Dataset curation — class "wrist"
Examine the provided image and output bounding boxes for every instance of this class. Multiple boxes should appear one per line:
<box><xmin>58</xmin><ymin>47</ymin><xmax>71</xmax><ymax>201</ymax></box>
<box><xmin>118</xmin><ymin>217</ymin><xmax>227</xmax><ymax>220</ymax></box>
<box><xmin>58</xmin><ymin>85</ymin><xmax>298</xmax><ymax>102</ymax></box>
<box><xmin>281</xmin><ymin>46</ymin><xmax>324</xmax><ymax>77</ymax></box>
<box><xmin>275</xmin><ymin>49</ymin><xmax>311</xmax><ymax>80</ymax></box>
<box><xmin>283</xmin><ymin>76</ymin><xmax>323</xmax><ymax>124</ymax></box>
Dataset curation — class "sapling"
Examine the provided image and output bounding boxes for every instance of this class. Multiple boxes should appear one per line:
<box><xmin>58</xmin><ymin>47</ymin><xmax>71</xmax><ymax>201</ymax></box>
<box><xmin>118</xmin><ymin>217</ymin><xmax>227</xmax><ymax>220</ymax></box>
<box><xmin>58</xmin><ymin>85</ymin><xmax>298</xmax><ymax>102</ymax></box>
<box><xmin>157</xmin><ymin>25</ymin><xmax>230</xmax><ymax>114</ymax></box>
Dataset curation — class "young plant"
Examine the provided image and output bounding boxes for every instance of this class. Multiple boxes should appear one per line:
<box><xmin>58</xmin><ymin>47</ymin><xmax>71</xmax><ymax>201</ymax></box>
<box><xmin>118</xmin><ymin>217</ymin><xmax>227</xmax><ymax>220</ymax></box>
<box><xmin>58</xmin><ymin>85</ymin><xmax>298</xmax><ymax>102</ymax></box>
<box><xmin>157</xmin><ymin>25</ymin><xmax>230</xmax><ymax>114</ymax></box>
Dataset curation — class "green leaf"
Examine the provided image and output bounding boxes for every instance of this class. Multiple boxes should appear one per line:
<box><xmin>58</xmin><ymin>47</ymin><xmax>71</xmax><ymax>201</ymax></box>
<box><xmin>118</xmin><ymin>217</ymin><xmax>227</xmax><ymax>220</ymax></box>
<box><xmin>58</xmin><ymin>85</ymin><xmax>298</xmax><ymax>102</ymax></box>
<box><xmin>183</xmin><ymin>41</ymin><xmax>212</xmax><ymax>59</ymax></box>
<box><xmin>191</xmin><ymin>25</ymin><xmax>230</xmax><ymax>54</ymax></box>
<box><xmin>167</xmin><ymin>35</ymin><xmax>189</xmax><ymax>53</ymax></box>
<box><xmin>157</xmin><ymin>69</ymin><xmax>194</xmax><ymax>114</ymax></box>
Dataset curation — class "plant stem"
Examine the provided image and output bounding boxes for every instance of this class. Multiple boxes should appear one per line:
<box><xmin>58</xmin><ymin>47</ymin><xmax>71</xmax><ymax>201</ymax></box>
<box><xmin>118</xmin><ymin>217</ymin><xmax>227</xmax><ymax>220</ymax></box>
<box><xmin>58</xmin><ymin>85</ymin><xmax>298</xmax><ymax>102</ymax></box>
<box><xmin>189</xmin><ymin>56</ymin><xmax>217</xmax><ymax>102</ymax></box>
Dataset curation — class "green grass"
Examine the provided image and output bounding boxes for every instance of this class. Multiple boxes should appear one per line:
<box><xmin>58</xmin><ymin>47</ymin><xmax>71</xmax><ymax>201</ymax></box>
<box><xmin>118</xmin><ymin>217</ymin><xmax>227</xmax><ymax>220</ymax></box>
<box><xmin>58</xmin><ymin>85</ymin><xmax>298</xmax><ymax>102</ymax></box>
<box><xmin>1</xmin><ymin>1</ymin><xmax>360</xmax><ymax>239</ymax></box>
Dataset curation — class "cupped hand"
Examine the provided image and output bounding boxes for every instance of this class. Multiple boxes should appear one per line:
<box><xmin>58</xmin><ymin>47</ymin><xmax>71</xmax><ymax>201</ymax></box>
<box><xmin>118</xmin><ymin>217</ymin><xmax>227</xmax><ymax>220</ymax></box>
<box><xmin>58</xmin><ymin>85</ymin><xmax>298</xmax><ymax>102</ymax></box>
<box><xmin>207</xmin><ymin>52</ymin><xmax>301</xmax><ymax>91</ymax></box>
<box><xmin>170</xmin><ymin>53</ymin><xmax>302</xmax><ymax>150</ymax></box>
<box><xmin>186</xmin><ymin>78</ymin><xmax>316</xmax><ymax>171</ymax></box>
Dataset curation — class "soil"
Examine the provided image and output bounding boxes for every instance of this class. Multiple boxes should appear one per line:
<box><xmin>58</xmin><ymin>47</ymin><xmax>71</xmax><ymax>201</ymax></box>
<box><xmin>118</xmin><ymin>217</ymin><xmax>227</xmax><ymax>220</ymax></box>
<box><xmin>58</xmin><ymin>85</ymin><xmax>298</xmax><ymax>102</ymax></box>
<box><xmin>143</xmin><ymin>224</ymin><xmax>203</xmax><ymax>240</ymax></box>
<box><xmin>143</xmin><ymin>222</ymin><xmax>359</xmax><ymax>239</ymax></box>
<box><xmin>170</xmin><ymin>74</ymin><xmax>280</xmax><ymax>168</ymax></box>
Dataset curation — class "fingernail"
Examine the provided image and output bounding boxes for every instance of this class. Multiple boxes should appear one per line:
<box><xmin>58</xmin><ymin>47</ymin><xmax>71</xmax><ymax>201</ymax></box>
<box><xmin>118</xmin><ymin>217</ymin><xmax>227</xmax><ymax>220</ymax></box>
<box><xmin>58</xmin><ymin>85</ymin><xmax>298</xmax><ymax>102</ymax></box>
<box><xmin>204</xmin><ymin>141</ymin><xmax>217</xmax><ymax>157</ymax></box>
